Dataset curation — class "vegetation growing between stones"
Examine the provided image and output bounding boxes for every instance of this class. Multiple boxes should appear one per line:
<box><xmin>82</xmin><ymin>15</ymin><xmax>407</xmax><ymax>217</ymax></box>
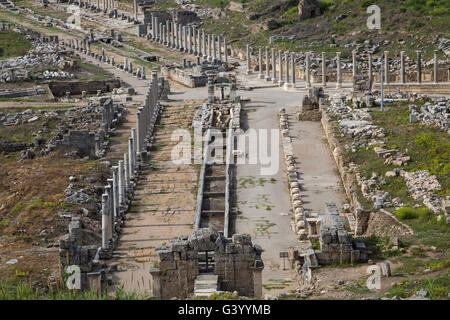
<box><xmin>0</xmin><ymin>30</ymin><xmax>33</xmax><ymax>60</ymax></box>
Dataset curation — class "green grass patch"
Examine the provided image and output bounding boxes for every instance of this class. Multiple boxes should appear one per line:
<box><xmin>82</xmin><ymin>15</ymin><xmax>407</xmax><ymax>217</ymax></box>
<box><xmin>0</xmin><ymin>30</ymin><xmax>32</xmax><ymax>59</ymax></box>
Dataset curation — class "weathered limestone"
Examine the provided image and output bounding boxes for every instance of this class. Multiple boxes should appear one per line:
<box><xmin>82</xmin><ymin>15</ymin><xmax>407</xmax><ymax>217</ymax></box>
<box><xmin>202</xmin><ymin>29</ymin><xmax>207</xmax><ymax>59</ymax></box>
<box><xmin>322</xmin><ymin>52</ymin><xmax>326</xmax><ymax>87</ymax></box>
<box><xmin>368</xmin><ymin>53</ymin><xmax>372</xmax><ymax>90</ymax></box>
<box><xmin>246</xmin><ymin>44</ymin><xmax>251</xmax><ymax>74</ymax></box>
<box><xmin>336</xmin><ymin>52</ymin><xmax>341</xmax><ymax>89</ymax></box>
<box><xmin>265</xmin><ymin>47</ymin><xmax>270</xmax><ymax>81</ymax></box>
<box><xmin>218</xmin><ymin>35</ymin><xmax>222</xmax><ymax>62</ymax></box>
<box><xmin>417</xmin><ymin>50</ymin><xmax>422</xmax><ymax>84</ymax></box>
<box><xmin>305</xmin><ymin>51</ymin><xmax>311</xmax><ymax>88</ymax></box>
<box><xmin>434</xmin><ymin>50</ymin><xmax>438</xmax><ymax>84</ymax></box>
<box><xmin>224</xmin><ymin>37</ymin><xmax>228</xmax><ymax>64</ymax></box>
<box><xmin>271</xmin><ymin>48</ymin><xmax>276</xmax><ymax>83</ymax></box>
<box><xmin>384</xmin><ymin>51</ymin><xmax>389</xmax><ymax>84</ymax></box>
<box><xmin>149</xmin><ymin>228</ymin><xmax>264</xmax><ymax>299</ymax></box>
<box><xmin>212</xmin><ymin>34</ymin><xmax>217</xmax><ymax>61</ymax></box>
<box><xmin>291</xmin><ymin>53</ymin><xmax>296</xmax><ymax>86</ymax></box>
<box><xmin>278</xmin><ymin>50</ymin><xmax>284</xmax><ymax>86</ymax></box>
<box><xmin>258</xmin><ymin>47</ymin><xmax>264</xmax><ymax>79</ymax></box>
<box><xmin>352</xmin><ymin>50</ymin><xmax>357</xmax><ymax>79</ymax></box>
<box><xmin>400</xmin><ymin>51</ymin><xmax>405</xmax><ymax>84</ymax></box>
<box><xmin>207</xmin><ymin>34</ymin><xmax>212</xmax><ymax>61</ymax></box>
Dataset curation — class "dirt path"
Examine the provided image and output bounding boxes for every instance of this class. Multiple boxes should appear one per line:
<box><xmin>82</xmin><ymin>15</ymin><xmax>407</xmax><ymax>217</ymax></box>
<box><xmin>108</xmin><ymin>101</ymin><xmax>199</xmax><ymax>294</ymax></box>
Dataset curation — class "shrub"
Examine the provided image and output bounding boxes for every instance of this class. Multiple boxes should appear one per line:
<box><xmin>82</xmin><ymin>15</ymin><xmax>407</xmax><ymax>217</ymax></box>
<box><xmin>395</xmin><ymin>207</ymin><xmax>433</xmax><ymax>220</ymax></box>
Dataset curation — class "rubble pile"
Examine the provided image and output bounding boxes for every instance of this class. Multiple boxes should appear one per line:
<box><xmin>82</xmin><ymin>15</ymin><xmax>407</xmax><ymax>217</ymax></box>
<box><xmin>409</xmin><ymin>99</ymin><xmax>450</xmax><ymax>133</ymax></box>
<box><xmin>401</xmin><ymin>170</ymin><xmax>442</xmax><ymax>213</ymax></box>
<box><xmin>0</xmin><ymin>38</ymin><xmax>73</xmax><ymax>82</ymax></box>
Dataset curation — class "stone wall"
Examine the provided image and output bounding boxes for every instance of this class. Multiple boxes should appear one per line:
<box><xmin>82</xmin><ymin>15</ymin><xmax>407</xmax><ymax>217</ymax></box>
<box><xmin>48</xmin><ymin>79</ymin><xmax>121</xmax><ymax>97</ymax></box>
<box><xmin>161</xmin><ymin>66</ymin><xmax>207</xmax><ymax>87</ymax></box>
<box><xmin>150</xmin><ymin>228</ymin><xmax>264</xmax><ymax>299</ymax></box>
<box><xmin>315</xmin><ymin>203</ymin><xmax>368</xmax><ymax>265</ymax></box>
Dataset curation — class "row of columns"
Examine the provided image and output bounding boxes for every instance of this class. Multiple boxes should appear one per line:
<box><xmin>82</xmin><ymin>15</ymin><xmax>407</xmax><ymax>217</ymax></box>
<box><xmin>63</xmin><ymin>36</ymin><xmax>147</xmax><ymax>80</ymax></box>
<box><xmin>248</xmin><ymin>45</ymin><xmax>443</xmax><ymax>88</ymax></box>
<box><xmin>148</xmin><ymin>15</ymin><xmax>228</xmax><ymax>64</ymax></box>
<box><xmin>101</xmin><ymin>72</ymin><xmax>162</xmax><ymax>251</ymax></box>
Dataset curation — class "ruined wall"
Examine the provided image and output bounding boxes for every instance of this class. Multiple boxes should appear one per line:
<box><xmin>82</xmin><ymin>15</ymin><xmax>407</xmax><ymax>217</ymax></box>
<box><xmin>315</xmin><ymin>203</ymin><xmax>367</xmax><ymax>265</ymax></box>
<box><xmin>48</xmin><ymin>79</ymin><xmax>121</xmax><ymax>96</ymax></box>
<box><xmin>150</xmin><ymin>228</ymin><xmax>263</xmax><ymax>299</ymax></box>
<box><xmin>161</xmin><ymin>66</ymin><xmax>207</xmax><ymax>88</ymax></box>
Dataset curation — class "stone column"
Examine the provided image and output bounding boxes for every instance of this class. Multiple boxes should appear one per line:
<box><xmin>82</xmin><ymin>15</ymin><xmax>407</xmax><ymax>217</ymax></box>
<box><xmin>101</xmin><ymin>193</ymin><xmax>109</xmax><ymax>249</ymax></box>
<box><xmin>207</xmin><ymin>74</ymin><xmax>214</xmax><ymax>103</ymax></box>
<box><xmin>183</xmin><ymin>26</ymin><xmax>187</xmax><ymax>52</ymax></box>
<box><xmin>285</xmin><ymin>51</ymin><xmax>290</xmax><ymax>88</ymax></box>
<box><xmin>434</xmin><ymin>50</ymin><xmax>438</xmax><ymax>84</ymax></box>
<box><xmin>384</xmin><ymin>51</ymin><xmax>389</xmax><ymax>84</ymax></box>
<box><xmin>246</xmin><ymin>44</ymin><xmax>251</xmax><ymax>74</ymax></box>
<box><xmin>188</xmin><ymin>25</ymin><xmax>192</xmax><ymax>53</ymax></box>
<box><xmin>128</xmin><ymin>137</ymin><xmax>134</xmax><ymax>180</ymax></box>
<box><xmin>336</xmin><ymin>52</ymin><xmax>342</xmax><ymax>89</ymax></box>
<box><xmin>265</xmin><ymin>47</ymin><xmax>270</xmax><ymax>81</ymax></box>
<box><xmin>291</xmin><ymin>53</ymin><xmax>295</xmax><ymax>86</ymax></box>
<box><xmin>112</xmin><ymin>166</ymin><xmax>119</xmax><ymax>219</ymax></box>
<box><xmin>217</xmin><ymin>36</ymin><xmax>222</xmax><ymax>63</ymax></box>
<box><xmin>400</xmin><ymin>51</ymin><xmax>405</xmax><ymax>84</ymax></box>
<box><xmin>258</xmin><ymin>47</ymin><xmax>263</xmax><ymax>79</ymax></box>
<box><xmin>213</xmin><ymin>35</ymin><xmax>217</xmax><ymax>62</ymax></box>
<box><xmin>368</xmin><ymin>53</ymin><xmax>373</xmax><ymax>90</ymax></box>
<box><xmin>305</xmin><ymin>51</ymin><xmax>311</xmax><ymax>88</ymax></box>
<box><xmin>224</xmin><ymin>37</ymin><xmax>228</xmax><ymax>64</ymax></box>
<box><xmin>118</xmin><ymin>160</ymin><xmax>124</xmax><ymax>207</ymax></box>
<box><xmin>278</xmin><ymin>50</ymin><xmax>284</xmax><ymax>86</ymax></box>
<box><xmin>208</xmin><ymin>34</ymin><xmax>212</xmax><ymax>61</ymax></box>
<box><xmin>271</xmin><ymin>48</ymin><xmax>276</xmax><ymax>83</ymax></box>
<box><xmin>202</xmin><ymin>29</ymin><xmax>207</xmax><ymax>59</ymax></box>
<box><xmin>197</xmin><ymin>28</ymin><xmax>201</xmax><ymax>57</ymax></box>
<box><xmin>133</xmin><ymin>0</ymin><xmax>138</xmax><ymax>20</ymax></box>
<box><xmin>193</xmin><ymin>27</ymin><xmax>197</xmax><ymax>55</ymax></box>
<box><xmin>322</xmin><ymin>52</ymin><xmax>326</xmax><ymax>87</ymax></box>
<box><xmin>131</xmin><ymin>128</ymin><xmax>137</xmax><ymax>168</ymax></box>
<box><xmin>416</xmin><ymin>50</ymin><xmax>422</xmax><ymax>84</ymax></box>
<box><xmin>159</xmin><ymin>22</ymin><xmax>163</xmax><ymax>44</ymax></box>
<box><xmin>124</xmin><ymin>153</ymin><xmax>130</xmax><ymax>191</ymax></box>
<box><xmin>106</xmin><ymin>183</ymin><xmax>114</xmax><ymax>237</ymax></box>
<box><xmin>352</xmin><ymin>50</ymin><xmax>357</xmax><ymax>79</ymax></box>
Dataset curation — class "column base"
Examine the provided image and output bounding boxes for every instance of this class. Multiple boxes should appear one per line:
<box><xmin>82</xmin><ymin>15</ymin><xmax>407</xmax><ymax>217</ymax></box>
<box><xmin>284</xmin><ymin>83</ymin><xmax>293</xmax><ymax>90</ymax></box>
<box><xmin>271</xmin><ymin>78</ymin><xmax>277</xmax><ymax>83</ymax></box>
<box><xmin>265</xmin><ymin>76</ymin><xmax>271</xmax><ymax>82</ymax></box>
<box><xmin>278</xmin><ymin>81</ymin><xmax>284</xmax><ymax>87</ymax></box>
<box><xmin>258</xmin><ymin>73</ymin><xmax>264</xmax><ymax>79</ymax></box>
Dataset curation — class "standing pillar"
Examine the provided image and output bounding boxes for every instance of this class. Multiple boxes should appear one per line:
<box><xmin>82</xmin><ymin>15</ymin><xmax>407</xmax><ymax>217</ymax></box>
<box><xmin>433</xmin><ymin>50</ymin><xmax>438</xmax><ymax>84</ymax></box>
<box><xmin>271</xmin><ymin>48</ymin><xmax>276</xmax><ymax>83</ymax></box>
<box><xmin>285</xmin><ymin>51</ymin><xmax>290</xmax><ymax>88</ymax></box>
<box><xmin>183</xmin><ymin>26</ymin><xmax>187</xmax><ymax>52</ymax></box>
<box><xmin>197</xmin><ymin>28</ymin><xmax>201</xmax><ymax>57</ymax></box>
<box><xmin>400</xmin><ymin>51</ymin><xmax>405</xmax><ymax>84</ymax></box>
<box><xmin>336</xmin><ymin>52</ymin><xmax>342</xmax><ymax>89</ymax></box>
<box><xmin>368</xmin><ymin>53</ymin><xmax>373</xmax><ymax>91</ymax></box>
<box><xmin>224</xmin><ymin>38</ymin><xmax>228</xmax><ymax>64</ymax></box>
<box><xmin>213</xmin><ymin>35</ymin><xmax>217</xmax><ymax>62</ymax></box>
<box><xmin>208</xmin><ymin>34</ymin><xmax>212</xmax><ymax>61</ymax></box>
<box><xmin>112</xmin><ymin>167</ymin><xmax>119</xmax><ymax>219</ymax></box>
<box><xmin>118</xmin><ymin>160</ymin><xmax>124</xmax><ymax>207</ymax></box>
<box><xmin>101</xmin><ymin>193</ymin><xmax>109</xmax><ymax>249</ymax></box>
<box><xmin>322</xmin><ymin>52</ymin><xmax>326</xmax><ymax>87</ymax></box>
<box><xmin>305</xmin><ymin>52</ymin><xmax>311</xmax><ymax>88</ymax></box>
<box><xmin>246</xmin><ymin>44</ymin><xmax>251</xmax><ymax>74</ymax></box>
<box><xmin>133</xmin><ymin>0</ymin><xmax>137</xmax><ymax>20</ymax></box>
<box><xmin>193</xmin><ymin>27</ymin><xmax>197</xmax><ymax>55</ymax></box>
<box><xmin>278</xmin><ymin>50</ymin><xmax>284</xmax><ymax>86</ymax></box>
<box><xmin>258</xmin><ymin>47</ymin><xmax>263</xmax><ymax>79</ymax></box>
<box><xmin>202</xmin><ymin>29</ymin><xmax>207</xmax><ymax>59</ymax></box>
<box><xmin>265</xmin><ymin>47</ymin><xmax>270</xmax><ymax>81</ymax></box>
<box><xmin>124</xmin><ymin>153</ymin><xmax>130</xmax><ymax>191</ymax></box>
<box><xmin>416</xmin><ymin>50</ymin><xmax>422</xmax><ymax>84</ymax></box>
<box><xmin>128</xmin><ymin>137</ymin><xmax>134</xmax><ymax>181</ymax></box>
<box><xmin>291</xmin><ymin>53</ymin><xmax>295</xmax><ymax>86</ymax></box>
<box><xmin>352</xmin><ymin>50</ymin><xmax>357</xmax><ymax>79</ymax></box>
<box><xmin>384</xmin><ymin>51</ymin><xmax>389</xmax><ymax>84</ymax></box>
<box><xmin>217</xmin><ymin>35</ymin><xmax>222</xmax><ymax>62</ymax></box>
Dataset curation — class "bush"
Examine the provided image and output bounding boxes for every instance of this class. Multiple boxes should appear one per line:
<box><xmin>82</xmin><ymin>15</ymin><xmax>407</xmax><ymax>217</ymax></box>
<box><xmin>361</xmin><ymin>0</ymin><xmax>374</xmax><ymax>8</ymax></box>
<box><xmin>396</xmin><ymin>207</ymin><xmax>433</xmax><ymax>220</ymax></box>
